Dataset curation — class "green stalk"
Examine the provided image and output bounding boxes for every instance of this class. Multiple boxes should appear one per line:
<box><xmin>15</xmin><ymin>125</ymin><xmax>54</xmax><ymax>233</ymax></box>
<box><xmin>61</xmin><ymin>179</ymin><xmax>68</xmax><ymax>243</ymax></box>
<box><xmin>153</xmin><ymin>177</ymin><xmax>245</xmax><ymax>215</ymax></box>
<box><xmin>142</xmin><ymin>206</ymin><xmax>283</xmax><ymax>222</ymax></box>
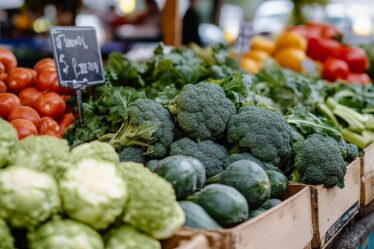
<box><xmin>316</xmin><ymin>102</ymin><xmax>339</xmax><ymax>126</ymax></box>
<box><xmin>333</xmin><ymin>109</ymin><xmax>365</xmax><ymax>132</ymax></box>
<box><xmin>362</xmin><ymin>130</ymin><xmax>374</xmax><ymax>141</ymax></box>
<box><xmin>341</xmin><ymin>129</ymin><xmax>371</xmax><ymax>149</ymax></box>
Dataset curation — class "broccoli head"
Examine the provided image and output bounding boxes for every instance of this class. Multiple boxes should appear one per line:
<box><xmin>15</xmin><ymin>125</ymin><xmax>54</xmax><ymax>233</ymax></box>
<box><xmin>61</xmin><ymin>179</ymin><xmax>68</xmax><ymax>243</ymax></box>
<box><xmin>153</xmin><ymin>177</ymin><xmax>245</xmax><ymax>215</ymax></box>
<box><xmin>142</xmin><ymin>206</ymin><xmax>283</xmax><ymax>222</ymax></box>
<box><xmin>170</xmin><ymin>82</ymin><xmax>236</xmax><ymax>141</ymax></box>
<box><xmin>119</xmin><ymin>147</ymin><xmax>146</xmax><ymax>164</ymax></box>
<box><xmin>227</xmin><ymin>107</ymin><xmax>293</xmax><ymax>168</ymax></box>
<box><xmin>103</xmin><ymin>99</ymin><xmax>174</xmax><ymax>158</ymax></box>
<box><xmin>291</xmin><ymin>134</ymin><xmax>347</xmax><ymax>188</ymax></box>
<box><xmin>170</xmin><ymin>137</ymin><xmax>227</xmax><ymax>177</ymax></box>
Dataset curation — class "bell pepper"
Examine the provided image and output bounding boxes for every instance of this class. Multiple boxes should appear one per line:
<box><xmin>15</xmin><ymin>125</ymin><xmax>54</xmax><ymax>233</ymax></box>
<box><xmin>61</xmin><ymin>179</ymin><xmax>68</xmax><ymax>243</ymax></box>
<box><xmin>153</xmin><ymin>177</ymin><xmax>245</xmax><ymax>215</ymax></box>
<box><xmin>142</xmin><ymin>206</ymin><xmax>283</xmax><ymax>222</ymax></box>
<box><xmin>336</xmin><ymin>46</ymin><xmax>368</xmax><ymax>74</ymax></box>
<box><xmin>305</xmin><ymin>22</ymin><xmax>341</xmax><ymax>39</ymax></box>
<box><xmin>307</xmin><ymin>38</ymin><xmax>341</xmax><ymax>62</ymax></box>
<box><xmin>346</xmin><ymin>73</ymin><xmax>371</xmax><ymax>85</ymax></box>
<box><xmin>322</xmin><ymin>57</ymin><xmax>349</xmax><ymax>82</ymax></box>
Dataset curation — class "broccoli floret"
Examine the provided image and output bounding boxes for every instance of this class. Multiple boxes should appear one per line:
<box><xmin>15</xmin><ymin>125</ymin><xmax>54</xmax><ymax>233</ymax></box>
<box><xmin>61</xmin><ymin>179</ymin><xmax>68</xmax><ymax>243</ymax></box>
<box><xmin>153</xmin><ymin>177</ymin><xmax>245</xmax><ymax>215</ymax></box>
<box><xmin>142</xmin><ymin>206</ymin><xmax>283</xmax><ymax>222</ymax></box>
<box><xmin>291</xmin><ymin>134</ymin><xmax>347</xmax><ymax>188</ymax></box>
<box><xmin>170</xmin><ymin>137</ymin><xmax>228</xmax><ymax>177</ymax></box>
<box><xmin>104</xmin><ymin>99</ymin><xmax>174</xmax><ymax>158</ymax></box>
<box><xmin>227</xmin><ymin>107</ymin><xmax>293</xmax><ymax>168</ymax></box>
<box><xmin>170</xmin><ymin>82</ymin><xmax>236</xmax><ymax>141</ymax></box>
<box><xmin>119</xmin><ymin>147</ymin><xmax>146</xmax><ymax>164</ymax></box>
<box><xmin>337</xmin><ymin>138</ymin><xmax>359</xmax><ymax>163</ymax></box>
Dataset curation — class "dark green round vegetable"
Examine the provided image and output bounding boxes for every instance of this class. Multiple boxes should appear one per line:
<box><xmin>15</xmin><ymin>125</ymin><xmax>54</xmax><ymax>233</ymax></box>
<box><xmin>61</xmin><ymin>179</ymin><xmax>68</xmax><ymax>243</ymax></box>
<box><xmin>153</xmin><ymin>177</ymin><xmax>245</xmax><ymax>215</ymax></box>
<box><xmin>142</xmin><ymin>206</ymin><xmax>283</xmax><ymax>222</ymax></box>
<box><xmin>179</xmin><ymin>201</ymin><xmax>221</xmax><ymax>230</ymax></box>
<box><xmin>146</xmin><ymin>160</ymin><xmax>159</xmax><ymax>172</ymax></box>
<box><xmin>156</xmin><ymin>155</ymin><xmax>206</xmax><ymax>200</ymax></box>
<box><xmin>248</xmin><ymin>209</ymin><xmax>266</xmax><ymax>219</ymax></box>
<box><xmin>266</xmin><ymin>169</ymin><xmax>288</xmax><ymax>199</ymax></box>
<box><xmin>260</xmin><ymin>199</ymin><xmax>282</xmax><ymax>210</ymax></box>
<box><xmin>207</xmin><ymin>160</ymin><xmax>271</xmax><ymax>209</ymax></box>
<box><xmin>187</xmin><ymin>184</ymin><xmax>248</xmax><ymax>228</ymax></box>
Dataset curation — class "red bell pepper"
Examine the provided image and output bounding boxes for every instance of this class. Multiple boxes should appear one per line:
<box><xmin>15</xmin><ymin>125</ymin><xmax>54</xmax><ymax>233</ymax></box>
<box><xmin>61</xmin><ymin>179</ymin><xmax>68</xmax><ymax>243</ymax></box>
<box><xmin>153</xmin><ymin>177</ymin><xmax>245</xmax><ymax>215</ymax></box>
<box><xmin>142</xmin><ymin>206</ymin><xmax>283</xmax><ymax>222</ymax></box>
<box><xmin>307</xmin><ymin>38</ymin><xmax>341</xmax><ymax>62</ymax></box>
<box><xmin>336</xmin><ymin>46</ymin><xmax>368</xmax><ymax>74</ymax></box>
<box><xmin>346</xmin><ymin>73</ymin><xmax>371</xmax><ymax>85</ymax></box>
<box><xmin>322</xmin><ymin>57</ymin><xmax>349</xmax><ymax>82</ymax></box>
<box><xmin>305</xmin><ymin>22</ymin><xmax>340</xmax><ymax>39</ymax></box>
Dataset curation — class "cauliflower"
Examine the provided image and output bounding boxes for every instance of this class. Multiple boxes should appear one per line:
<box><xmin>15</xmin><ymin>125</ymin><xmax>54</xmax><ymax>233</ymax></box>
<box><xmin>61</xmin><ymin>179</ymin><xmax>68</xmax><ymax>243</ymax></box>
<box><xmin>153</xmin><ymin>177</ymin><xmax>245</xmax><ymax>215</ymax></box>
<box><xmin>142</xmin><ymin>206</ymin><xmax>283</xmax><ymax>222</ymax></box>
<box><xmin>70</xmin><ymin>141</ymin><xmax>119</xmax><ymax>164</ymax></box>
<box><xmin>28</xmin><ymin>219</ymin><xmax>104</xmax><ymax>249</ymax></box>
<box><xmin>119</xmin><ymin>162</ymin><xmax>184</xmax><ymax>239</ymax></box>
<box><xmin>105</xmin><ymin>225</ymin><xmax>161</xmax><ymax>249</ymax></box>
<box><xmin>9</xmin><ymin>136</ymin><xmax>71</xmax><ymax>177</ymax></box>
<box><xmin>0</xmin><ymin>119</ymin><xmax>18</xmax><ymax>168</ymax></box>
<box><xmin>0</xmin><ymin>218</ymin><xmax>14</xmax><ymax>249</ymax></box>
<box><xmin>0</xmin><ymin>166</ymin><xmax>60</xmax><ymax>228</ymax></box>
<box><xmin>60</xmin><ymin>159</ymin><xmax>127</xmax><ymax>230</ymax></box>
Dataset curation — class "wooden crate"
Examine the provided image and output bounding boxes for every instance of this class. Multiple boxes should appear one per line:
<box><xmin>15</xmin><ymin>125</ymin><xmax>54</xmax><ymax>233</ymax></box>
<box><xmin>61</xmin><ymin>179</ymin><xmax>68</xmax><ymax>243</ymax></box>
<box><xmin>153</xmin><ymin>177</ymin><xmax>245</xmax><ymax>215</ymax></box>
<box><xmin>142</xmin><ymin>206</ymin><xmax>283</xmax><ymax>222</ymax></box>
<box><xmin>293</xmin><ymin>158</ymin><xmax>361</xmax><ymax>249</ymax></box>
<box><xmin>169</xmin><ymin>185</ymin><xmax>313</xmax><ymax>249</ymax></box>
<box><xmin>163</xmin><ymin>233</ymin><xmax>211</xmax><ymax>249</ymax></box>
<box><xmin>361</xmin><ymin>144</ymin><xmax>374</xmax><ymax>205</ymax></box>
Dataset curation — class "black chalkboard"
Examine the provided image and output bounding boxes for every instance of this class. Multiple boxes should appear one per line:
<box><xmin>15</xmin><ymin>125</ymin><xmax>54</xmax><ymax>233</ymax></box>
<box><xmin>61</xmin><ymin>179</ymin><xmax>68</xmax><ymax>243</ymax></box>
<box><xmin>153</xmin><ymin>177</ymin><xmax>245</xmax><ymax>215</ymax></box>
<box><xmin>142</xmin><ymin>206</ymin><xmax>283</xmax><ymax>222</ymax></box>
<box><xmin>49</xmin><ymin>26</ymin><xmax>105</xmax><ymax>88</ymax></box>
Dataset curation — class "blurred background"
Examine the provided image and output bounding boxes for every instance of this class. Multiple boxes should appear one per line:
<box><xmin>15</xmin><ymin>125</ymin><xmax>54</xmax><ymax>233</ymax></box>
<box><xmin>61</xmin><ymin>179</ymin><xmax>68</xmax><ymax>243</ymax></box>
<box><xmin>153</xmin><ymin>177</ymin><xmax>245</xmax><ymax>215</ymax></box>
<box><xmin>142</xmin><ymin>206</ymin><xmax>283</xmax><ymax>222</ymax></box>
<box><xmin>1</xmin><ymin>0</ymin><xmax>374</xmax><ymax>66</ymax></box>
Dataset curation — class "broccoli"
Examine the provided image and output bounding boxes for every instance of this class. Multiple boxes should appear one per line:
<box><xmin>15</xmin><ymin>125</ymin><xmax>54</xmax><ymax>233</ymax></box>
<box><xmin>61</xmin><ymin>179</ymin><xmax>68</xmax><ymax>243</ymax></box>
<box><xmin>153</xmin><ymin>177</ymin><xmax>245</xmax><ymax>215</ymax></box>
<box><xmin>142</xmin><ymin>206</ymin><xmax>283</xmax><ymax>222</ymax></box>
<box><xmin>170</xmin><ymin>137</ymin><xmax>228</xmax><ymax>177</ymax></box>
<box><xmin>0</xmin><ymin>119</ymin><xmax>18</xmax><ymax>168</ymax></box>
<box><xmin>119</xmin><ymin>147</ymin><xmax>146</xmax><ymax>164</ymax></box>
<box><xmin>291</xmin><ymin>134</ymin><xmax>347</xmax><ymax>188</ymax></box>
<box><xmin>227</xmin><ymin>106</ymin><xmax>293</xmax><ymax>168</ymax></box>
<box><xmin>102</xmin><ymin>99</ymin><xmax>174</xmax><ymax>158</ymax></box>
<box><xmin>337</xmin><ymin>138</ymin><xmax>359</xmax><ymax>163</ymax></box>
<box><xmin>170</xmin><ymin>82</ymin><xmax>236</xmax><ymax>141</ymax></box>
<box><xmin>119</xmin><ymin>162</ymin><xmax>184</xmax><ymax>239</ymax></box>
<box><xmin>146</xmin><ymin>160</ymin><xmax>159</xmax><ymax>172</ymax></box>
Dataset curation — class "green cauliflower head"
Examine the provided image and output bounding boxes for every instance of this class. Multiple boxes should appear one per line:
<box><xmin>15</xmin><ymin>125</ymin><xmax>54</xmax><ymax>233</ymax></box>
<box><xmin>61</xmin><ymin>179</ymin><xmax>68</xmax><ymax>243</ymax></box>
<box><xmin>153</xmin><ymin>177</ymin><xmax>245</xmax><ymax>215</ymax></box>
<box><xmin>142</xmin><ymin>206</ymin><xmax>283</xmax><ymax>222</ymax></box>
<box><xmin>172</xmin><ymin>82</ymin><xmax>236</xmax><ymax>141</ymax></box>
<box><xmin>70</xmin><ymin>141</ymin><xmax>119</xmax><ymax>164</ymax></box>
<box><xmin>170</xmin><ymin>137</ymin><xmax>228</xmax><ymax>177</ymax></box>
<box><xmin>60</xmin><ymin>159</ymin><xmax>127</xmax><ymax>230</ymax></box>
<box><xmin>9</xmin><ymin>136</ymin><xmax>71</xmax><ymax>177</ymax></box>
<box><xmin>119</xmin><ymin>162</ymin><xmax>184</xmax><ymax>239</ymax></box>
<box><xmin>227</xmin><ymin>107</ymin><xmax>293</xmax><ymax>168</ymax></box>
<box><xmin>0</xmin><ymin>119</ymin><xmax>18</xmax><ymax>168</ymax></box>
<box><xmin>0</xmin><ymin>166</ymin><xmax>60</xmax><ymax>228</ymax></box>
<box><xmin>292</xmin><ymin>134</ymin><xmax>347</xmax><ymax>188</ymax></box>
<box><xmin>0</xmin><ymin>218</ymin><xmax>14</xmax><ymax>249</ymax></box>
<box><xmin>28</xmin><ymin>219</ymin><xmax>104</xmax><ymax>249</ymax></box>
<box><xmin>105</xmin><ymin>225</ymin><xmax>161</xmax><ymax>249</ymax></box>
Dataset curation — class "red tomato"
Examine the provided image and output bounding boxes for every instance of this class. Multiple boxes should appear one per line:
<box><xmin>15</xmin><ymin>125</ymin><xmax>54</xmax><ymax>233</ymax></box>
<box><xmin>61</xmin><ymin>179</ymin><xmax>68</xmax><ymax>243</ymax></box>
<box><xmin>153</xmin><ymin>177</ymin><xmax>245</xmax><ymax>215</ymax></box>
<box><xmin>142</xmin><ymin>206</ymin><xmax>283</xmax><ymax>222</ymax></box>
<box><xmin>0</xmin><ymin>80</ymin><xmax>6</xmax><ymax>93</ymax></box>
<box><xmin>10</xmin><ymin>119</ymin><xmax>38</xmax><ymax>139</ymax></box>
<box><xmin>8</xmin><ymin>106</ymin><xmax>41</xmax><ymax>131</ymax></box>
<box><xmin>346</xmin><ymin>73</ymin><xmax>371</xmax><ymax>85</ymax></box>
<box><xmin>35</xmin><ymin>92</ymin><xmax>66</xmax><ymax>119</ymax></box>
<box><xmin>0</xmin><ymin>93</ymin><xmax>21</xmax><ymax>118</ymax></box>
<box><xmin>40</xmin><ymin>117</ymin><xmax>61</xmax><ymax>134</ymax></box>
<box><xmin>322</xmin><ymin>57</ymin><xmax>349</xmax><ymax>82</ymax></box>
<box><xmin>7</xmin><ymin>68</ymin><xmax>35</xmax><ymax>93</ymax></box>
<box><xmin>0</xmin><ymin>62</ymin><xmax>5</xmax><ymax>74</ymax></box>
<box><xmin>34</xmin><ymin>67</ymin><xmax>58</xmax><ymax>92</ymax></box>
<box><xmin>0</xmin><ymin>48</ymin><xmax>17</xmax><ymax>73</ymax></box>
<box><xmin>40</xmin><ymin>130</ymin><xmax>62</xmax><ymax>139</ymax></box>
<box><xmin>306</xmin><ymin>22</ymin><xmax>340</xmax><ymax>39</ymax></box>
<box><xmin>59</xmin><ymin>112</ymin><xmax>75</xmax><ymax>135</ymax></box>
<box><xmin>307</xmin><ymin>38</ymin><xmax>341</xmax><ymax>62</ymax></box>
<box><xmin>34</xmin><ymin>58</ymin><xmax>56</xmax><ymax>73</ymax></box>
<box><xmin>19</xmin><ymin>87</ymin><xmax>42</xmax><ymax>107</ymax></box>
<box><xmin>337</xmin><ymin>46</ymin><xmax>368</xmax><ymax>74</ymax></box>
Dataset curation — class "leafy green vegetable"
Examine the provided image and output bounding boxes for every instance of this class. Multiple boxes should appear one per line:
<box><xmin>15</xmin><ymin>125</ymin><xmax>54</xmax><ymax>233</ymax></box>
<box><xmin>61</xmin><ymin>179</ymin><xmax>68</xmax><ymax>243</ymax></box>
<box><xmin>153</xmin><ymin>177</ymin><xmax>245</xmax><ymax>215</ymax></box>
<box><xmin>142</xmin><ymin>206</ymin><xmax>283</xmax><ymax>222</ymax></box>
<box><xmin>0</xmin><ymin>166</ymin><xmax>60</xmax><ymax>228</ymax></box>
<box><xmin>60</xmin><ymin>159</ymin><xmax>127</xmax><ymax>230</ymax></box>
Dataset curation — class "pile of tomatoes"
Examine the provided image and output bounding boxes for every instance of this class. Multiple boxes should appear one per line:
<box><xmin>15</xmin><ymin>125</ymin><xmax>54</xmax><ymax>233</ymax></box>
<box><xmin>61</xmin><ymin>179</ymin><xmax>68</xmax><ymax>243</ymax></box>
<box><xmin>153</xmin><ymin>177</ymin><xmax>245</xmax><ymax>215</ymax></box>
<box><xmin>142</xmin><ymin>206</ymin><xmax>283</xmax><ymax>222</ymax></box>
<box><xmin>0</xmin><ymin>48</ymin><xmax>75</xmax><ymax>139</ymax></box>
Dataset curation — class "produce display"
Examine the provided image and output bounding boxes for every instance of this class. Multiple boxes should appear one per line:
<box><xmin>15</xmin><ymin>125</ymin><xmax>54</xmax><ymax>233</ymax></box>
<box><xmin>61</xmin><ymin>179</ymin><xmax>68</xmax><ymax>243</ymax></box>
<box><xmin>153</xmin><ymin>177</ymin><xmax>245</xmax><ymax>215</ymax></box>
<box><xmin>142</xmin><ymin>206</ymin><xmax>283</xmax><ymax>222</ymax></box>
<box><xmin>1</xmin><ymin>21</ymin><xmax>374</xmax><ymax>248</ymax></box>
<box><xmin>0</xmin><ymin>50</ymin><xmax>74</xmax><ymax>139</ymax></box>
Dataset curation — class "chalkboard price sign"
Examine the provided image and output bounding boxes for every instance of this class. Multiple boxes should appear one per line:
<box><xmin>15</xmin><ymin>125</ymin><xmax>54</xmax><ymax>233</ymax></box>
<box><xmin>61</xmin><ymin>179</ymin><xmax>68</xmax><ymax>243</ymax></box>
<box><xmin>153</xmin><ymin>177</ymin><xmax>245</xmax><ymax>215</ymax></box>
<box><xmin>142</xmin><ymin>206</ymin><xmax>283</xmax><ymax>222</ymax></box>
<box><xmin>49</xmin><ymin>26</ymin><xmax>105</xmax><ymax>88</ymax></box>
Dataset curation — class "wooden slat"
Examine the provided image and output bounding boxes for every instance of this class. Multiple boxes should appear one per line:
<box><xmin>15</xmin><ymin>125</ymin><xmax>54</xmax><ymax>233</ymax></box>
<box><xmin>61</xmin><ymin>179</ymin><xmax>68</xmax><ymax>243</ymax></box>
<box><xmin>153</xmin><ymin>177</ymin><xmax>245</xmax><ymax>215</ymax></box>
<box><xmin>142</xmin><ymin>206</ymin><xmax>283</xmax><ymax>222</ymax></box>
<box><xmin>162</xmin><ymin>0</ymin><xmax>181</xmax><ymax>46</ymax></box>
